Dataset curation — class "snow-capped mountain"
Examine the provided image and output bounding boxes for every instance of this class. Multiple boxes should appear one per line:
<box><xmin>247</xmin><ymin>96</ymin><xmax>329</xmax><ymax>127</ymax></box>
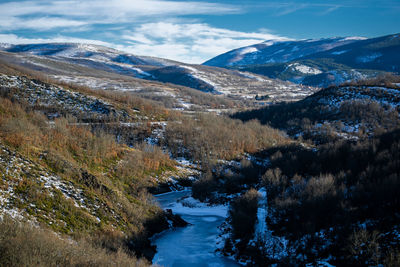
<box><xmin>0</xmin><ymin>43</ymin><xmax>180</xmax><ymax>79</ymax></box>
<box><xmin>203</xmin><ymin>37</ymin><xmax>365</xmax><ymax>67</ymax></box>
<box><xmin>204</xmin><ymin>33</ymin><xmax>400</xmax><ymax>87</ymax></box>
<box><xmin>3</xmin><ymin>43</ymin><xmax>177</xmax><ymax>67</ymax></box>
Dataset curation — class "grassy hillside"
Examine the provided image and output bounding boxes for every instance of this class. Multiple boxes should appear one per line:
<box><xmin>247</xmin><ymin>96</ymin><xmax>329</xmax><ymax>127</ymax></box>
<box><xmin>0</xmin><ymin>63</ymin><xmax>185</xmax><ymax>261</ymax></box>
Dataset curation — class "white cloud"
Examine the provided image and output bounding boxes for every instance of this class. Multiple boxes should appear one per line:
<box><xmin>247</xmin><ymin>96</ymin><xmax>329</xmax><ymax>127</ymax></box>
<box><xmin>0</xmin><ymin>17</ymin><xmax>87</xmax><ymax>31</ymax></box>
<box><xmin>0</xmin><ymin>0</ymin><xmax>240</xmax><ymax>29</ymax></box>
<box><xmin>120</xmin><ymin>22</ymin><xmax>289</xmax><ymax>63</ymax></box>
<box><xmin>0</xmin><ymin>1</ymin><xmax>289</xmax><ymax>63</ymax></box>
<box><xmin>0</xmin><ymin>34</ymin><xmax>112</xmax><ymax>47</ymax></box>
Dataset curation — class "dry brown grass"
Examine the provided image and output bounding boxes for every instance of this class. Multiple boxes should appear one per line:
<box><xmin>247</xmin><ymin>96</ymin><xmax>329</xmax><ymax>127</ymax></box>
<box><xmin>0</xmin><ymin>216</ymin><xmax>149</xmax><ymax>267</ymax></box>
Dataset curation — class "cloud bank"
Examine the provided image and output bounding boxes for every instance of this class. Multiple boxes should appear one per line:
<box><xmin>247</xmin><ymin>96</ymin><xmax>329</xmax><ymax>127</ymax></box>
<box><xmin>0</xmin><ymin>0</ymin><xmax>287</xmax><ymax>63</ymax></box>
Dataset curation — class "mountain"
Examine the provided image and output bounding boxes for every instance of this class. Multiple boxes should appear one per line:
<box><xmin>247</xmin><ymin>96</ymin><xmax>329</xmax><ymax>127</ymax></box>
<box><xmin>203</xmin><ymin>37</ymin><xmax>364</xmax><ymax>67</ymax></box>
<box><xmin>204</xmin><ymin>33</ymin><xmax>400</xmax><ymax>87</ymax></box>
<box><xmin>2</xmin><ymin>43</ymin><xmax>178</xmax><ymax>79</ymax></box>
<box><xmin>0</xmin><ymin>43</ymin><xmax>317</xmax><ymax>104</ymax></box>
<box><xmin>4</xmin><ymin>43</ymin><xmax>178</xmax><ymax>67</ymax></box>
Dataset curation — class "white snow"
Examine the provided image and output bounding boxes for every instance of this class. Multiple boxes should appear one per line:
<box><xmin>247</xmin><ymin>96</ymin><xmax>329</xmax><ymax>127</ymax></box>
<box><xmin>0</xmin><ymin>43</ymin><xmax>12</xmax><ymax>49</ymax></box>
<box><xmin>331</xmin><ymin>50</ymin><xmax>347</xmax><ymax>55</ymax></box>
<box><xmin>238</xmin><ymin>47</ymin><xmax>258</xmax><ymax>55</ymax></box>
<box><xmin>290</xmin><ymin>63</ymin><xmax>322</xmax><ymax>75</ymax></box>
<box><xmin>248</xmin><ymin>187</ymin><xmax>291</xmax><ymax>260</ymax></box>
<box><xmin>261</xmin><ymin>40</ymin><xmax>276</xmax><ymax>47</ymax></box>
<box><xmin>255</xmin><ymin>188</ymin><xmax>267</xmax><ymax>238</ymax></box>
<box><xmin>343</xmin><ymin>36</ymin><xmax>367</xmax><ymax>41</ymax></box>
<box><xmin>172</xmin><ymin>196</ymin><xmax>229</xmax><ymax>217</ymax></box>
<box><xmin>131</xmin><ymin>67</ymin><xmax>152</xmax><ymax>77</ymax></box>
<box><xmin>356</xmin><ymin>53</ymin><xmax>382</xmax><ymax>63</ymax></box>
<box><xmin>179</xmin><ymin>65</ymin><xmax>198</xmax><ymax>73</ymax></box>
<box><xmin>179</xmin><ymin>65</ymin><xmax>219</xmax><ymax>90</ymax></box>
<box><xmin>238</xmin><ymin>72</ymin><xmax>272</xmax><ymax>82</ymax></box>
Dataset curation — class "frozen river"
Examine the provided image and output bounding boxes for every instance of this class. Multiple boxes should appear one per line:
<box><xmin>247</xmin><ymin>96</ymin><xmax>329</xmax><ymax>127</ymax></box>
<box><xmin>152</xmin><ymin>190</ymin><xmax>239</xmax><ymax>267</ymax></box>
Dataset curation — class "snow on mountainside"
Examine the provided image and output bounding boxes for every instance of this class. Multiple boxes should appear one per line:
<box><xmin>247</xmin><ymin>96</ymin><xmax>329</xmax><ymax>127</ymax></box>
<box><xmin>233</xmin><ymin>78</ymin><xmax>400</xmax><ymax>142</ymax></box>
<box><xmin>0</xmin><ymin>43</ymin><xmax>176</xmax><ymax>80</ymax></box>
<box><xmin>204</xmin><ymin>33</ymin><xmax>400</xmax><ymax>88</ymax></box>
<box><xmin>0</xmin><ymin>44</ymin><xmax>318</xmax><ymax>104</ymax></box>
<box><xmin>3</xmin><ymin>43</ymin><xmax>176</xmax><ymax>67</ymax></box>
<box><xmin>204</xmin><ymin>37</ymin><xmax>364</xmax><ymax>67</ymax></box>
<box><xmin>146</xmin><ymin>63</ymin><xmax>319</xmax><ymax>102</ymax></box>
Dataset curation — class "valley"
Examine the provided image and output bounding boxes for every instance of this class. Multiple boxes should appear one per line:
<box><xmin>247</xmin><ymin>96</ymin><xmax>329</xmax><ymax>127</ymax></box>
<box><xmin>0</xmin><ymin>37</ymin><xmax>399</xmax><ymax>267</ymax></box>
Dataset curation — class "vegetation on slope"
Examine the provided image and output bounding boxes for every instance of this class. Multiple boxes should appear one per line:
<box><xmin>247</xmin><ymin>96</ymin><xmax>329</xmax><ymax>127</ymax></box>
<box><xmin>224</xmin><ymin>76</ymin><xmax>400</xmax><ymax>265</ymax></box>
<box><xmin>233</xmin><ymin>74</ymin><xmax>400</xmax><ymax>143</ymax></box>
<box><xmin>0</xmin><ymin>215</ymin><xmax>148</xmax><ymax>267</ymax></box>
<box><xmin>0</xmin><ymin>63</ymin><xmax>184</xmax><ymax>261</ymax></box>
<box><xmin>258</xmin><ymin>129</ymin><xmax>400</xmax><ymax>265</ymax></box>
<box><xmin>165</xmin><ymin>113</ymin><xmax>288</xmax><ymax>166</ymax></box>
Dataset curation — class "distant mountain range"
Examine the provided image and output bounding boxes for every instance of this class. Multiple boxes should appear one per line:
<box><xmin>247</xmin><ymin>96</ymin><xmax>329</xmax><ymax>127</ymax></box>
<box><xmin>0</xmin><ymin>43</ymin><xmax>314</xmax><ymax>103</ymax></box>
<box><xmin>204</xmin><ymin>33</ymin><xmax>400</xmax><ymax>87</ymax></box>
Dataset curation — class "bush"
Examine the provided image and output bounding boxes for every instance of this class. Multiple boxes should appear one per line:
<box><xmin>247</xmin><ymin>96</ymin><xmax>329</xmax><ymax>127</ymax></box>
<box><xmin>0</xmin><ymin>216</ymin><xmax>148</xmax><ymax>267</ymax></box>
<box><xmin>165</xmin><ymin>113</ymin><xmax>287</xmax><ymax>166</ymax></box>
<box><xmin>229</xmin><ymin>189</ymin><xmax>260</xmax><ymax>240</ymax></box>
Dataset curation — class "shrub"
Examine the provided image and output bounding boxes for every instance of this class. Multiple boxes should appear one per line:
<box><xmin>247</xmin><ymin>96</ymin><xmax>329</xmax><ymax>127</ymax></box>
<box><xmin>229</xmin><ymin>189</ymin><xmax>260</xmax><ymax>240</ymax></box>
<box><xmin>0</xmin><ymin>215</ymin><xmax>148</xmax><ymax>267</ymax></box>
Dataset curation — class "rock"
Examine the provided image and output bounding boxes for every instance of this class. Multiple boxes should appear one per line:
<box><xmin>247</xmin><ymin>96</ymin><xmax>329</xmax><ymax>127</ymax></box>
<box><xmin>165</xmin><ymin>209</ymin><xmax>190</xmax><ymax>227</ymax></box>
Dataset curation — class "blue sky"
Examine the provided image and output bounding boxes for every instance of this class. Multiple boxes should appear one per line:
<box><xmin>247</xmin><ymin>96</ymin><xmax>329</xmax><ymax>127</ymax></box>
<box><xmin>0</xmin><ymin>0</ymin><xmax>399</xmax><ymax>63</ymax></box>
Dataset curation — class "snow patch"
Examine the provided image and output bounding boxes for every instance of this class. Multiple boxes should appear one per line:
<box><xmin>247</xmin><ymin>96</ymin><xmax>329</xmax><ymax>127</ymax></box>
<box><xmin>290</xmin><ymin>63</ymin><xmax>322</xmax><ymax>75</ymax></box>
<box><xmin>170</xmin><ymin>196</ymin><xmax>228</xmax><ymax>217</ymax></box>
<box><xmin>357</xmin><ymin>53</ymin><xmax>382</xmax><ymax>63</ymax></box>
<box><xmin>343</xmin><ymin>36</ymin><xmax>367</xmax><ymax>41</ymax></box>
<box><xmin>331</xmin><ymin>50</ymin><xmax>347</xmax><ymax>55</ymax></box>
<box><xmin>238</xmin><ymin>47</ymin><xmax>258</xmax><ymax>56</ymax></box>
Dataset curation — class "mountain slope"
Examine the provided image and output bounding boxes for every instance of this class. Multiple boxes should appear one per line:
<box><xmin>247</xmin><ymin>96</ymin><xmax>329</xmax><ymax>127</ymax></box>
<box><xmin>4</xmin><ymin>43</ymin><xmax>177</xmax><ymax>66</ymax></box>
<box><xmin>2</xmin><ymin>43</ymin><xmax>178</xmax><ymax>80</ymax></box>
<box><xmin>205</xmin><ymin>33</ymin><xmax>400</xmax><ymax>87</ymax></box>
<box><xmin>1</xmin><ymin>43</ymin><xmax>318</xmax><ymax>104</ymax></box>
<box><xmin>146</xmin><ymin>64</ymin><xmax>317</xmax><ymax>102</ymax></box>
<box><xmin>302</xmin><ymin>33</ymin><xmax>400</xmax><ymax>72</ymax></box>
<box><xmin>203</xmin><ymin>37</ymin><xmax>364</xmax><ymax>67</ymax></box>
<box><xmin>233</xmin><ymin>75</ymin><xmax>400</xmax><ymax>142</ymax></box>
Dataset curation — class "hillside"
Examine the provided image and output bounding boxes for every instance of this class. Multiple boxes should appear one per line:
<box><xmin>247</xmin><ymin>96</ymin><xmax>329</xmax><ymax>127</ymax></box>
<box><xmin>204</xmin><ymin>37</ymin><xmax>363</xmax><ymax>66</ymax></box>
<box><xmin>0</xmin><ymin>43</ymin><xmax>317</xmax><ymax>104</ymax></box>
<box><xmin>0</xmin><ymin>59</ymin><xmax>293</xmax><ymax>265</ymax></box>
<box><xmin>0</xmin><ymin>63</ymin><xmax>198</xmax><ymax>263</ymax></box>
<box><xmin>212</xmin><ymin>76</ymin><xmax>400</xmax><ymax>265</ymax></box>
<box><xmin>233</xmin><ymin>75</ymin><xmax>400</xmax><ymax>143</ymax></box>
<box><xmin>205</xmin><ymin>33</ymin><xmax>400</xmax><ymax>87</ymax></box>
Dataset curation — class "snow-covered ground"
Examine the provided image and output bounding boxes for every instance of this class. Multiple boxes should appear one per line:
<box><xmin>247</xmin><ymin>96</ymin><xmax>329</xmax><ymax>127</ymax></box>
<box><xmin>290</xmin><ymin>63</ymin><xmax>322</xmax><ymax>75</ymax></box>
<box><xmin>318</xmin><ymin>85</ymin><xmax>400</xmax><ymax>109</ymax></box>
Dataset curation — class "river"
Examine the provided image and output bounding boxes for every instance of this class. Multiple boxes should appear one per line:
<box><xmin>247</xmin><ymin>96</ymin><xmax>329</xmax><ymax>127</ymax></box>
<box><xmin>152</xmin><ymin>190</ymin><xmax>240</xmax><ymax>267</ymax></box>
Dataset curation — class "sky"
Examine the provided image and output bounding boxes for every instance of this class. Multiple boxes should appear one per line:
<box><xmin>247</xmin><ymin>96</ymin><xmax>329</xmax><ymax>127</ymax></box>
<box><xmin>0</xmin><ymin>0</ymin><xmax>399</xmax><ymax>63</ymax></box>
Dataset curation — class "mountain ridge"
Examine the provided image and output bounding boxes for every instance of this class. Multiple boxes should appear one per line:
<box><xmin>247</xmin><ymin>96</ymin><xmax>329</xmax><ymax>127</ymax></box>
<box><xmin>0</xmin><ymin>43</ymin><xmax>317</xmax><ymax>104</ymax></box>
<box><xmin>204</xmin><ymin>33</ymin><xmax>400</xmax><ymax>87</ymax></box>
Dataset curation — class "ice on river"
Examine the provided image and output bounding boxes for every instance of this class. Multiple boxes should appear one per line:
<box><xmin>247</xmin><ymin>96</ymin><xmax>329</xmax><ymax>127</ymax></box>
<box><xmin>153</xmin><ymin>190</ymin><xmax>239</xmax><ymax>267</ymax></box>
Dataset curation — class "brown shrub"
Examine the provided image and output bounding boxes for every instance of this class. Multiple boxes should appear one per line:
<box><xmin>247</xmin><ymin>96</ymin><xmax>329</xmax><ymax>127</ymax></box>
<box><xmin>0</xmin><ymin>216</ymin><xmax>148</xmax><ymax>267</ymax></box>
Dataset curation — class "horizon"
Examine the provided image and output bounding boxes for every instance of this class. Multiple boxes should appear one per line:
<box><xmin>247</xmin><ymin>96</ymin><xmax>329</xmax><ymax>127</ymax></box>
<box><xmin>1</xmin><ymin>0</ymin><xmax>399</xmax><ymax>64</ymax></box>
